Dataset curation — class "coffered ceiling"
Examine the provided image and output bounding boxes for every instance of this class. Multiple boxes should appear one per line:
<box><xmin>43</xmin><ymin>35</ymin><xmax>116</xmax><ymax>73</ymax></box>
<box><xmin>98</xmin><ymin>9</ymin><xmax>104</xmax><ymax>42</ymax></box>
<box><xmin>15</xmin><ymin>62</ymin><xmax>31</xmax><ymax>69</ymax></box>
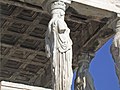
<box><xmin>0</xmin><ymin>1</ymin><xmax>115</xmax><ymax>88</ymax></box>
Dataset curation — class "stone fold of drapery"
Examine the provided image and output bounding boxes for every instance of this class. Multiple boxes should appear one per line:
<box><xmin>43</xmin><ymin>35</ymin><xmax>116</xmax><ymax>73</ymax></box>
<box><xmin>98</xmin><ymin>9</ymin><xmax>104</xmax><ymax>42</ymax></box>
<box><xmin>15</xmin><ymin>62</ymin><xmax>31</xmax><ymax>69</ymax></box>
<box><xmin>111</xmin><ymin>14</ymin><xmax>120</xmax><ymax>84</ymax></box>
<box><xmin>44</xmin><ymin>0</ymin><xmax>73</xmax><ymax>90</ymax></box>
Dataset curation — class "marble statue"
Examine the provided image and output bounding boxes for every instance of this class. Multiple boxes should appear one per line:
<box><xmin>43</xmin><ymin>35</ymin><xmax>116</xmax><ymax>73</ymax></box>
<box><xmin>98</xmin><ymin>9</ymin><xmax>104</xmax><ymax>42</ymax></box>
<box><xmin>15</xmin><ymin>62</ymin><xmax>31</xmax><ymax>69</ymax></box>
<box><xmin>75</xmin><ymin>53</ymin><xmax>95</xmax><ymax>90</ymax></box>
<box><xmin>45</xmin><ymin>1</ymin><xmax>73</xmax><ymax>90</ymax></box>
<box><xmin>111</xmin><ymin>16</ymin><xmax>120</xmax><ymax>84</ymax></box>
<box><xmin>113</xmin><ymin>18</ymin><xmax>120</xmax><ymax>54</ymax></box>
<box><xmin>111</xmin><ymin>0</ymin><xmax>120</xmax><ymax>84</ymax></box>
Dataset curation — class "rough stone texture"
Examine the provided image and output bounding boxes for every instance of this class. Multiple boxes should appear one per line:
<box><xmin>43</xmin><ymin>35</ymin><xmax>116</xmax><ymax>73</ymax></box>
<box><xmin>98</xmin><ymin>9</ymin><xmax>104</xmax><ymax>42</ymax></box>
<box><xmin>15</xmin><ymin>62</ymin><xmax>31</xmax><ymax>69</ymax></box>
<box><xmin>0</xmin><ymin>1</ymin><xmax>115</xmax><ymax>88</ymax></box>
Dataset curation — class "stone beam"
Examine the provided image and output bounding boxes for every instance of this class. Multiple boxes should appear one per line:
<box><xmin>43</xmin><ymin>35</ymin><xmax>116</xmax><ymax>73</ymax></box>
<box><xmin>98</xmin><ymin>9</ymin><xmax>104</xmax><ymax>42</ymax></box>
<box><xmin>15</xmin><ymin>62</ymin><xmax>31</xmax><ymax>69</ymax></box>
<box><xmin>1</xmin><ymin>0</ymin><xmax>119</xmax><ymax>15</ymax></box>
<box><xmin>0</xmin><ymin>81</ymin><xmax>51</xmax><ymax>90</ymax></box>
<box><xmin>72</xmin><ymin>0</ymin><xmax>120</xmax><ymax>14</ymax></box>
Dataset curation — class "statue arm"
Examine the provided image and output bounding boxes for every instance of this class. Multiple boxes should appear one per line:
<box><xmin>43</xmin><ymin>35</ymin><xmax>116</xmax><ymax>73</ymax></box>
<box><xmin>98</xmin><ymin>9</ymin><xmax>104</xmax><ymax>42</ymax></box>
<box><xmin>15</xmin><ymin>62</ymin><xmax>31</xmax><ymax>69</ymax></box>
<box><xmin>45</xmin><ymin>30</ymin><xmax>51</xmax><ymax>58</ymax></box>
<box><xmin>57</xmin><ymin>19</ymin><xmax>67</xmax><ymax>33</ymax></box>
<box><xmin>45</xmin><ymin>20</ymin><xmax>53</xmax><ymax>58</ymax></box>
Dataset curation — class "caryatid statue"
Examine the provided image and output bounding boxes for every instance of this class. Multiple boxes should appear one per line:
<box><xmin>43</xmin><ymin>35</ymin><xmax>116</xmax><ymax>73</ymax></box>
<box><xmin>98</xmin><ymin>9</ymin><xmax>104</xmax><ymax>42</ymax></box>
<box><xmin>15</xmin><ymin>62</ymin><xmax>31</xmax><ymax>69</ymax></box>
<box><xmin>75</xmin><ymin>53</ymin><xmax>95</xmax><ymax>90</ymax></box>
<box><xmin>45</xmin><ymin>0</ymin><xmax>73</xmax><ymax>90</ymax></box>
<box><xmin>111</xmin><ymin>14</ymin><xmax>120</xmax><ymax>84</ymax></box>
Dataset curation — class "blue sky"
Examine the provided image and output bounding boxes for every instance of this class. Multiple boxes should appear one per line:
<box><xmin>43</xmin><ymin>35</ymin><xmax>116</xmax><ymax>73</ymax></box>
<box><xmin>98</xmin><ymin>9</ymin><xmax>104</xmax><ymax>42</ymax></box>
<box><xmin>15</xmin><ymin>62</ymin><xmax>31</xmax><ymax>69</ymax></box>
<box><xmin>72</xmin><ymin>38</ymin><xmax>120</xmax><ymax>90</ymax></box>
<box><xmin>89</xmin><ymin>38</ymin><xmax>120</xmax><ymax>90</ymax></box>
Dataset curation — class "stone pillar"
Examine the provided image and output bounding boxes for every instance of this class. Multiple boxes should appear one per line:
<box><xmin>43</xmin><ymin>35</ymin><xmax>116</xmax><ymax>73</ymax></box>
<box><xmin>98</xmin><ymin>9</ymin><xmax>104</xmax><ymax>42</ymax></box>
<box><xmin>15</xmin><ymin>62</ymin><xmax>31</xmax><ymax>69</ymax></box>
<box><xmin>75</xmin><ymin>53</ymin><xmax>95</xmax><ymax>90</ymax></box>
<box><xmin>111</xmin><ymin>13</ymin><xmax>120</xmax><ymax>84</ymax></box>
<box><xmin>44</xmin><ymin>0</ymin><xmax>73</xmax><ymax>90</ymax></box>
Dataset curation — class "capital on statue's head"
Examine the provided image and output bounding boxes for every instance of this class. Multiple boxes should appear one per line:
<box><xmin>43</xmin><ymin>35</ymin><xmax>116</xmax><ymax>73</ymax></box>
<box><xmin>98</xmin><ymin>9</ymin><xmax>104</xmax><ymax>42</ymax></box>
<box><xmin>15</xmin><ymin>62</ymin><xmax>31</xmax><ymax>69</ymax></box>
<box><xmin>42</xmin><ymin>0</ymin><xmax>72</xmax><ymax>14</ymax></box>
<box><xmin>51</xmin><ymin>1</ymin><xmax>66</xmax><ymax>12</ymax></box>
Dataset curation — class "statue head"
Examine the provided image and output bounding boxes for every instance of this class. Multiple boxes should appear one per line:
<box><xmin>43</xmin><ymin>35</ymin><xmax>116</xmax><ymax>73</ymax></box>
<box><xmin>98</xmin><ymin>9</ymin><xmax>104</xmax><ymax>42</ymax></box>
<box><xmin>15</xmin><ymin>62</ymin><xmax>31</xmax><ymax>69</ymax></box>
<box><xmin>50</xmin><ymin>1</ymin><xmax>66</xmax><ymax>18</ymax></box>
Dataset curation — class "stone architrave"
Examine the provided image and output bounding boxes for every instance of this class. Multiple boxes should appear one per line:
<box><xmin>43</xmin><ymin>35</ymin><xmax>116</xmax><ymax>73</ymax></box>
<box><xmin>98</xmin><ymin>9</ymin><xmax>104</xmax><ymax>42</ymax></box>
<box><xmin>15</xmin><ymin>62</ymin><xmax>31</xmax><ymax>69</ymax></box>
<box><xmin>45</xmin><ymin>0</ymin><xmax>73</xmax><ymax>90</ymax></box>
<box><xmin>75</xmin><ymin>53</ymin><xmax>95</xmax><ymax>90</ymax></box>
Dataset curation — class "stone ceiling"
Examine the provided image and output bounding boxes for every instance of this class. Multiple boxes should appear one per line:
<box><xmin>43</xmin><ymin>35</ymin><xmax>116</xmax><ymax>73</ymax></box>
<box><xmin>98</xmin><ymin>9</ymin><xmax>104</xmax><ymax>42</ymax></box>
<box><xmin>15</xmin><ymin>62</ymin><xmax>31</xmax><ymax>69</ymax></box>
<box><xmin>0</xmin><ymin>1</ymin><xmax>115</xmax><ymax>88</ymax></box>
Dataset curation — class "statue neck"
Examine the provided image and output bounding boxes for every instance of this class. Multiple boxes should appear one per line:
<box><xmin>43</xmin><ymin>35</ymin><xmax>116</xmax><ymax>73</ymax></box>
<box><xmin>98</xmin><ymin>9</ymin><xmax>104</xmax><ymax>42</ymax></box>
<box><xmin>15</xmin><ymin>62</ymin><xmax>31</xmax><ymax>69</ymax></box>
<box><xmin>52</xmin><ymin>14</ymin><xmax>65</xmax><ymax>20</ymax></box>
<box><xmin>52</xmin><ymin>14</ymin><xmax>59</xmax><ymax>18</ymax></box>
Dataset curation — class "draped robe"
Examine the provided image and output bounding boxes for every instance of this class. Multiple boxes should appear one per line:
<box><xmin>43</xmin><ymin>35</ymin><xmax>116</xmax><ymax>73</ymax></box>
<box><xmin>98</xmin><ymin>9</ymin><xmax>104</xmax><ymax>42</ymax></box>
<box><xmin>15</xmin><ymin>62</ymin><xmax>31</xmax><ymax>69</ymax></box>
<box><xmin>45</xmin><ymin>16</ymin><xmax>73</xmax><ymax>90</ymax></box>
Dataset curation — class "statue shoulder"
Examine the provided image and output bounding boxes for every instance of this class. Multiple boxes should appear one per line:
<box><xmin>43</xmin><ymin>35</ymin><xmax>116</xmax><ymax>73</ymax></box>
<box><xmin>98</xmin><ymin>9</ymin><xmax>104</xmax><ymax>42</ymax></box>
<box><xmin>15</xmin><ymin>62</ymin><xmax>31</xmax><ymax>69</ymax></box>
<box><xmin>57</xmin><ymin>18</ymin><xmax>67</xmax><ymax>30</ymax></box>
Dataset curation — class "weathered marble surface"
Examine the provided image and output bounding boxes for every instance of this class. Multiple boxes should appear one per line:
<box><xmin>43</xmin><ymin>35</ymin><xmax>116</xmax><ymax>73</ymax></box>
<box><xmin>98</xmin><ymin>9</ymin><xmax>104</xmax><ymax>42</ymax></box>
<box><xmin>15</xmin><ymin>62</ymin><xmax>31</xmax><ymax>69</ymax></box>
<box><xmin>111</xmin><ymin>17</ymin><xmax>120</xmax><ymax>84</ymax></box>
<box><xmin>45</xmin><ymin>1</ymin><xmax>73</xmax><ymax>90</ymax></box>
<box><xmin>111</xmin><ymin>44</ymin><xmax>120</xmax><ymax>83</ymax></box>
<box><xmin>75</xmin><ymin>53</ymin><xmax>95</xmax><ymax>90</ymax></box>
